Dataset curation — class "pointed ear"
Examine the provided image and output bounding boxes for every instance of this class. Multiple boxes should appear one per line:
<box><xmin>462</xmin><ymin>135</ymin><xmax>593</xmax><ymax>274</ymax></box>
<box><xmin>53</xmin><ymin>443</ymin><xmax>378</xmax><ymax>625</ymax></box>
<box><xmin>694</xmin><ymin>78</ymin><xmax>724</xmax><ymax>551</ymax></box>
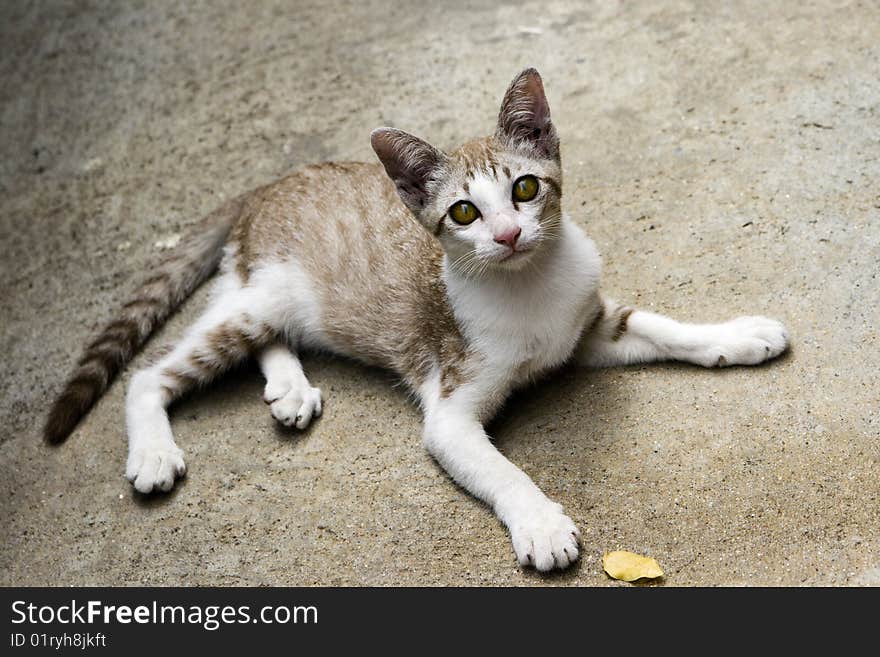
<box><xmin>496</xmin><ymin>68</ymin><xmax>559</xmax><ymax>160</ymax></box>
<box><xmin>371</xmin><ymin>128</ymin><xmax>448</xmax><ymax>215</ymax></box>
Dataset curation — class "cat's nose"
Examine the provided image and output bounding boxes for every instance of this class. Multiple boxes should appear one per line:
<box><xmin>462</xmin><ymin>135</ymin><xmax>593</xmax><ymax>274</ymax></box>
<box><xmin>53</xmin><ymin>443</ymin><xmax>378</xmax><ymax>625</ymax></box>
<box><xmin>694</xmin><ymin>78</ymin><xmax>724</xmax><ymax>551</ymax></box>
<box><xmin>494</xmin><ymin>227</ymin><xmax>522</xmax><ymax>249</ymax></box>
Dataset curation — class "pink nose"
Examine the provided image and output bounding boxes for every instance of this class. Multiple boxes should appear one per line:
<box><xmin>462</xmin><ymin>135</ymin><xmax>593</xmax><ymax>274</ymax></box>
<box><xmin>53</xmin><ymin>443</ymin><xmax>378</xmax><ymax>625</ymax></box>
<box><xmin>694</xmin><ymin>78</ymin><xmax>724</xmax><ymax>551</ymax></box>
<box><xmin>494</xmin><ymin>227</ymin><xmax>522</xmax><ymax>249</ymax></box>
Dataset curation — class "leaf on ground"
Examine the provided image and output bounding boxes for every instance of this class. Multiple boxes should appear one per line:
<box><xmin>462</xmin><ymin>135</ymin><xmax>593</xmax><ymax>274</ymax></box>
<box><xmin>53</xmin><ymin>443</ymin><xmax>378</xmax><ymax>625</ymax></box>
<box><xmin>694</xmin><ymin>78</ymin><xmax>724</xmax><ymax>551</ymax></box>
<box><xmin>603</xmin><ymin>550</ymin><xmax>664</xmax><ymax>582</ymax></box>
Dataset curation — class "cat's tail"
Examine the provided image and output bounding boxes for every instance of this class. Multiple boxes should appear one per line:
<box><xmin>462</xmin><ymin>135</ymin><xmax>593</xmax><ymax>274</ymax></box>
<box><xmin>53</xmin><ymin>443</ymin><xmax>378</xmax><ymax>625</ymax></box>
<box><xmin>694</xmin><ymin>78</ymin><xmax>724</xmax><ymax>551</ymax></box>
<box><xmin>43</xmin><ymin>194</ymin><xmax>248</xmax><ymax>444</ymax></box>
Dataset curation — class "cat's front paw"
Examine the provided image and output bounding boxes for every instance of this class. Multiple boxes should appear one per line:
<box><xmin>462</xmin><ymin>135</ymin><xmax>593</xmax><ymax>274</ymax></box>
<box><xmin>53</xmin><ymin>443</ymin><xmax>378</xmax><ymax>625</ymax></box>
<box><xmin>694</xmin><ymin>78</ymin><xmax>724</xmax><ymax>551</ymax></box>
<box><xmin>697</xmin><ymin>315</ymin><xmax>789</xmax><ymax>367</ymax></box>
<box><xmin>508</xmin><ymin>501</ymin><xmax>581</xmax><ymax>572</ymax></box>
<box><xmin>125</xmin><ymin>442</ymin><xmax>186</xmax><ymax>494</ymax></box>
<box><xmin>263</xmin><ymin>380</ymin><xmax>323</xmax><ymax>430</ymax></box>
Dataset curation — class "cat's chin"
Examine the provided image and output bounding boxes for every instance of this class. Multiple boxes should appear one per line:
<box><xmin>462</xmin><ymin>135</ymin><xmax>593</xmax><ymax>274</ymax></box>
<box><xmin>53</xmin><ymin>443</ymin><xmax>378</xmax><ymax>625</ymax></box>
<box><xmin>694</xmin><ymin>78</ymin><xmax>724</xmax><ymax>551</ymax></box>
<box><xmin>489</xmin><ymin>247</ymin><xmax>537</xmax><ymax>271</ymax></box>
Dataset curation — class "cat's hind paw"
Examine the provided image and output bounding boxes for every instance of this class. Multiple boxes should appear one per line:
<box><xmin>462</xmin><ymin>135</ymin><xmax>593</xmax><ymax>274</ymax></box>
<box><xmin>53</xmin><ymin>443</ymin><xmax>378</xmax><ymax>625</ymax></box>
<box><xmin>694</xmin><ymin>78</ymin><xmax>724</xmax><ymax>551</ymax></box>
<box><xmin>264</xmin><ymin>381</ymin><xmax>323</xmax><ymax>430</ymax></box>
<box><xmin>125</xmin><ymin>442</ymin><xmax>186</xmax><ymax>494</ymax></box>
<box><xmin>509</xmin><ymin>502</ymin><xmax>581</xmax><ymax>572</ymax></box>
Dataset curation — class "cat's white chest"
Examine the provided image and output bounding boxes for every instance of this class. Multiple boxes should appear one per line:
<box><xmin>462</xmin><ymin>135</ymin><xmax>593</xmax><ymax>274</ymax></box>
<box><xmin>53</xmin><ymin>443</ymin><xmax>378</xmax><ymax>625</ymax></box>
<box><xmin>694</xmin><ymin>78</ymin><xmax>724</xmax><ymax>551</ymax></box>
<box><xmin>446</xmin><ymin>217</ymin><xmax>602</xmax><ymax>386</ymax></box>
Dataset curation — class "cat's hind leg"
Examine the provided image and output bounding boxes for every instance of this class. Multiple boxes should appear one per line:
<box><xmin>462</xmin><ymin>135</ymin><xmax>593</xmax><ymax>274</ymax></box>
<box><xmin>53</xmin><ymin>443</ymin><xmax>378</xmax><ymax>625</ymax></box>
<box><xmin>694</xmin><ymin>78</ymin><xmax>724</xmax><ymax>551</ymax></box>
<box><xmin>125</xmin><ymin>285</ymin><xmax>276</xmax><ymax>493</ymax></box>
<box><xmin>576</xmin><ymin>297</ymin><xmax>789</xmax><ymax>368</ymax></box>
<box><xmin>259</xmin><ymin>343</ymin><xmax>322</xmax><ymax>429</ymax></box>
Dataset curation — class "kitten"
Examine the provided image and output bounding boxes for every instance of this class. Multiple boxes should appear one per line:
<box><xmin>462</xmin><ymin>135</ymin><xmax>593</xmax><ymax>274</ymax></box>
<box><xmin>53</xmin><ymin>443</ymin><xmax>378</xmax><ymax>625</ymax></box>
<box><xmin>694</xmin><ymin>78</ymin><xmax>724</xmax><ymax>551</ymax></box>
<box><xmin>45</xmin><ymin>69</ymin><xmax>789</xmax><ymax>571</ymax></box>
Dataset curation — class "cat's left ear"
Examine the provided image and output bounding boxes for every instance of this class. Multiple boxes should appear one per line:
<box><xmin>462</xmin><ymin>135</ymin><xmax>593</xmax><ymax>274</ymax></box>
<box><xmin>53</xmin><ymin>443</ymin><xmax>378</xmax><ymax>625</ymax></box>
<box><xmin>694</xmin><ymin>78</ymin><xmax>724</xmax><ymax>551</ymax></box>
<box><xmin>496</xmin><ymin>68</ymin><xmax>559</xmax><ymax>160</ymax></box>
<box><xmin>371</xmin><ymin>127</ymin><xmax>448</xmax><ymax>216</ymax></box>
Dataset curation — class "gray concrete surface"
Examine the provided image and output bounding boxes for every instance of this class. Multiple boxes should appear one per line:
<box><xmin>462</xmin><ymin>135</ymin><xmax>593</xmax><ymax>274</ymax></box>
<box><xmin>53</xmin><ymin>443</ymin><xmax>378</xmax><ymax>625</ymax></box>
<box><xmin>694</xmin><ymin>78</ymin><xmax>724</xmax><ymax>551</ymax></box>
<box><xmin>1</xmin><ymin>0</ymin><xmax>878</xmax><ymax>586</ymax></box>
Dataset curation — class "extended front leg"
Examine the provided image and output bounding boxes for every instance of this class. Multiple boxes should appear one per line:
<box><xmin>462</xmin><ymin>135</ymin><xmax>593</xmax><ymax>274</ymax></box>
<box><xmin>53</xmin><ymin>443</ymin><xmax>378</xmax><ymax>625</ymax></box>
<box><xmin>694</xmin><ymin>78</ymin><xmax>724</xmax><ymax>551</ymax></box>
<box><xmin>577</xmin><ymin>297</ymin><xmax>789</xmax><ymax>368</ymax></box>
<box><xmin>422</xmin><ymin>397</ymin><xmax>580</xmax><ymax>571</ymax></box>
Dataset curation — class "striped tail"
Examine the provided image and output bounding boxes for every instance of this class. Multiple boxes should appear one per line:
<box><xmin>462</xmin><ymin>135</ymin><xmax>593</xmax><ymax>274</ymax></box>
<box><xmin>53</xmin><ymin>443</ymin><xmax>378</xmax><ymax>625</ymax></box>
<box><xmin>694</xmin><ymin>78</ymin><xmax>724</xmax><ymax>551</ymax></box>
<box><xmin>43</xmin><ymin>195</ymin><xmax>247</xmax><ymax>443</ymax></box>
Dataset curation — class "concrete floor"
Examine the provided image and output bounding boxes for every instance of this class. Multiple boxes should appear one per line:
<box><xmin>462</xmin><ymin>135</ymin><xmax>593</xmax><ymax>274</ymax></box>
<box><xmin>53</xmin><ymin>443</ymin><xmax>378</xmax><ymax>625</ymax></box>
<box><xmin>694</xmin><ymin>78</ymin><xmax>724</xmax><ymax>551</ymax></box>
<box><xmin>1</xmin><ymin>0</ymin><xmax>878</xmax><ymax>586</ymax></box>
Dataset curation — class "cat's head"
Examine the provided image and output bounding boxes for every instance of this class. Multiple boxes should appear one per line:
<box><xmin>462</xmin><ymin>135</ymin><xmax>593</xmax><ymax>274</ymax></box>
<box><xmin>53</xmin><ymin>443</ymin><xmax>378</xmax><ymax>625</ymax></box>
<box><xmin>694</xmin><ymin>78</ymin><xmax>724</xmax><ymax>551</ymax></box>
<box><xmin>371</xmin><ymin>68</ymin><xmax>562</xmax><ymax>274</ymax></box>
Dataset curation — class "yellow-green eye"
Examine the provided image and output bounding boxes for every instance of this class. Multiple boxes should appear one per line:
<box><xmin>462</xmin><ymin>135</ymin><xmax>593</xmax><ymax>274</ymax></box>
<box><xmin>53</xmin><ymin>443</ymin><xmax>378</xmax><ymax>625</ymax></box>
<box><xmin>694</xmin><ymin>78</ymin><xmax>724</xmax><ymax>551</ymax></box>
<box><xmin>449</xmin><ymin>200</ymin><xmax>481</xmax><ymax>225</ymax></box>
<box><xmin>512</xmin><ymin>175</ymin><xmax>539</xmax><ymax>202</ymax></box>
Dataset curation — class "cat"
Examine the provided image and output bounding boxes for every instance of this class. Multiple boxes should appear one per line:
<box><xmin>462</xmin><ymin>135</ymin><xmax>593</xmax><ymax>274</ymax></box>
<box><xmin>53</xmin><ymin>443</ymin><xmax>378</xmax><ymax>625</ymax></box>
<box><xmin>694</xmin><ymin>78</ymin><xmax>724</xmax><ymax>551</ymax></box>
<box><xmin>45</xmin><ymin>69</ymin><xmax>789</xmax><ymax>572</ymax></box>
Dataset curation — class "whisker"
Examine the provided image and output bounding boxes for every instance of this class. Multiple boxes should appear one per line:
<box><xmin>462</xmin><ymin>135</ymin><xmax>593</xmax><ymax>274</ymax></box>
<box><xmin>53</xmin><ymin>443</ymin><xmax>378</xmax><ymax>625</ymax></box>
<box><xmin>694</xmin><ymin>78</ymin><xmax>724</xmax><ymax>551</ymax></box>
<box><xmin>450</xmin><ymin>249</ymin><xmax>478</xmax><ymax>275</ymax></box>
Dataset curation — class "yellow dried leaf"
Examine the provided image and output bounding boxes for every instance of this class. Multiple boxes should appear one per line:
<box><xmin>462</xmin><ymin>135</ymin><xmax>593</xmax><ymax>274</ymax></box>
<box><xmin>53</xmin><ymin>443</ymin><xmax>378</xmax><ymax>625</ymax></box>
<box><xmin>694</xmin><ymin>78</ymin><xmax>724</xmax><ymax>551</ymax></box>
<box><xmin>603</xmin><ymin>550</ymin><xmax>664</xmax><ymax>582</ymax></box>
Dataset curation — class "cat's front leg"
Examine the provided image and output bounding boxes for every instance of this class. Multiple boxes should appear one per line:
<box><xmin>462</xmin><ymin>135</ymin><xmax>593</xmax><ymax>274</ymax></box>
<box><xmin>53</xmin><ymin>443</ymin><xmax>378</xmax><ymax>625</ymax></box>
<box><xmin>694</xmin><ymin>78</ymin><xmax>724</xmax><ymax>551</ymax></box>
<box><xmin>259</xmin><ymin>343</ymin><xmax>323</xmax><ymax>429</ymax></box>
<box><xmin>576</xmin><ymin>297</ymin><xmax>789</xmax><ymax>368</ymax></box>
<box><xmin>422</xmin><ymin>397</ymin><xmax>580</xmax><ymax>571</ymax></box>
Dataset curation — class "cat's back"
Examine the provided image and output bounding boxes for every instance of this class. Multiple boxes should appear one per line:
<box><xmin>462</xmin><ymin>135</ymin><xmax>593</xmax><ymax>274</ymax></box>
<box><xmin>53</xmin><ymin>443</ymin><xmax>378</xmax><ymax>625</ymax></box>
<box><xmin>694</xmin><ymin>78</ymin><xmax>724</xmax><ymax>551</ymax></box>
<box><xmin>235</xmin><ymin>161</ymin><xmax>436</xmax><ymax>270</ymax></box>
<box><xmin>232</xmin><ymin>161</ymin><xmax>458</xmax><ymax>379</ymax></box>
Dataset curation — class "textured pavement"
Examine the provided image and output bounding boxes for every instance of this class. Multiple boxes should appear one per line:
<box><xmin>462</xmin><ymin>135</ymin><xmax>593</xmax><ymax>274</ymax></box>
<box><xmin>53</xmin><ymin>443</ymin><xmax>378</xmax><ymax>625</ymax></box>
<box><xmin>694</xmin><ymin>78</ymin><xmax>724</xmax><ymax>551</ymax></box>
<box><xmin>1</xmin><ymin>0</ymin><xmax>878</xmax><ymax>585</ymax></box>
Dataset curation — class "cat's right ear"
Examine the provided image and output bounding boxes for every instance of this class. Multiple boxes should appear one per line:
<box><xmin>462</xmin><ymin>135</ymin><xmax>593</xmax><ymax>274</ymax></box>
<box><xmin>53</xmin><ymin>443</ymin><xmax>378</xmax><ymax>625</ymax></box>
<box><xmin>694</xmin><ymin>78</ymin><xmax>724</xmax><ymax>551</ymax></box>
<box><xmin>371</xmin><ymin>128</ymin><xmax>448</xmax><ymax>216</ymax></box>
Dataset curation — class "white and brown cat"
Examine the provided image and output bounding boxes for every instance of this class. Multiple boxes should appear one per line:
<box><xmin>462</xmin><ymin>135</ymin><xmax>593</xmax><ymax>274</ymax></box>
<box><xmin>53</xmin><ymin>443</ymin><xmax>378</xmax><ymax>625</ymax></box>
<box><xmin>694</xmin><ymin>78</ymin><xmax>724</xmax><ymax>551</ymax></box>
<box><xmin>46</xmin><ymin>69</ymin><xmax>788</xmax><ymax>571</ymax></box>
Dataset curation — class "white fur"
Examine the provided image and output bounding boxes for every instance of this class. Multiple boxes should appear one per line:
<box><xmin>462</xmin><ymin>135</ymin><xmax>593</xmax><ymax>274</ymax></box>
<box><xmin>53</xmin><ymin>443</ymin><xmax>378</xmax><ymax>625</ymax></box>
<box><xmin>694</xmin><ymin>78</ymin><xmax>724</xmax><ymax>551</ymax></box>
<box><xmin>444</xmin><ymin>216</ymin><xmax>600</xmax><ymax>408</ymax></box>
<box><xmin>125</xmin><ymin>368</ymin><xmax>185</xmax><ymax>493</ymax></box>
<box><xmin>260</xmin><ymin>343</ymin><xmax>322</xmax><ymax>429</ymax></box>
<box><xmin>578</xmin><ymin>308</ymin><xmax>789</xmax><ymax>368</ymax></box>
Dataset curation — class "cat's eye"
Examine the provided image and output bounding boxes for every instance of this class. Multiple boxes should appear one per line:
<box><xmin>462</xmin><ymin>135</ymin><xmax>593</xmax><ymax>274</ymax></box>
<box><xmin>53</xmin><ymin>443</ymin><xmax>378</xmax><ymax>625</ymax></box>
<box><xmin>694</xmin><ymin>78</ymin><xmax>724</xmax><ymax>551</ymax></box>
<box><xmin>512</xmin><ymin>175</ymin><xmax>539</xmax><ymax>203</ymax></box>
<box><xmin>449</xmin><ymin>200</ymin><xmax>481</xmax><ymax>225</ymax></box>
